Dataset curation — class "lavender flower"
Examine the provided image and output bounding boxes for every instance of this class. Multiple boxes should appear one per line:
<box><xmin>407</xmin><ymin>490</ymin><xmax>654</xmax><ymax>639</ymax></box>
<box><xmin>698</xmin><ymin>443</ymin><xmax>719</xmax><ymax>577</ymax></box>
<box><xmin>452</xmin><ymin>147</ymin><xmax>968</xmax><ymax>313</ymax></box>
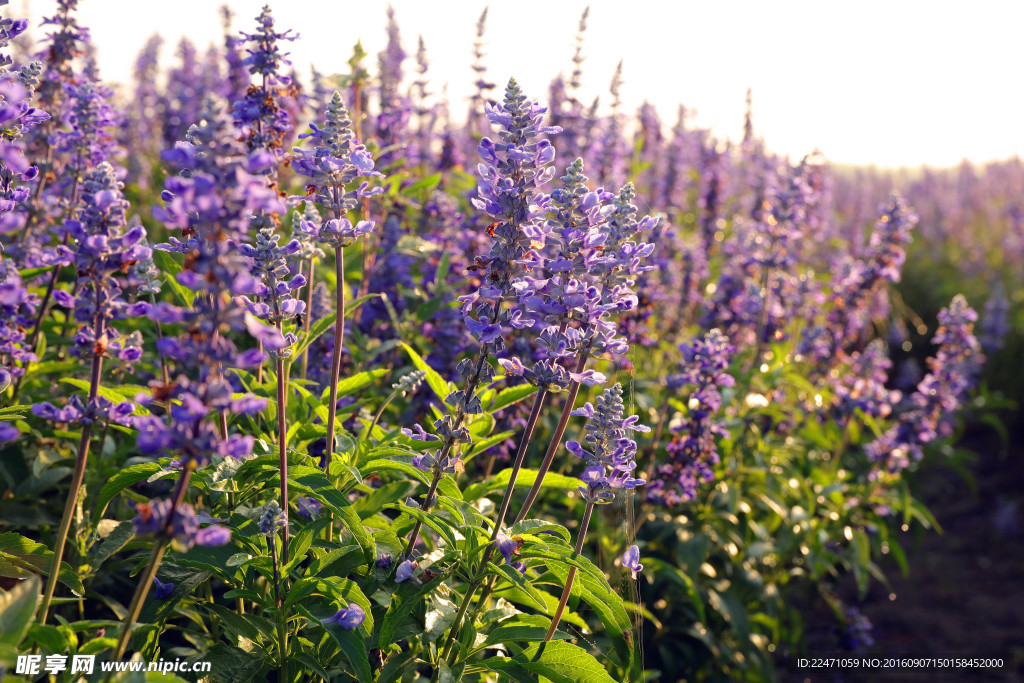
<box><xmin>152</xmin><ymin>577</ymin><xmax>175</xmax><ymax>600</ymax></box>
<box><xmin>132</xmin><ymin>499</ymin><xmax>231</xmax><ymax>552</ymax></box>
<box><xmin>566</xmin><ymin>383</ymin><xmax>649</xmax><ymax>504</ymax></box>
<box><xmin>292</xmin><ymin>92</ymin><xmax>382</xmax><ymax>242</ymax></box>
<box><xmin>866</xmin><ymin>295</ymin><xmax>982</xmax><ymax>476</ymax></box>
<box><xmin>233</xmin><ymin>5</ymin><xmax>298</xmax><ymax>158</ymax></box>
<box><xmin>979</xmin><ymin>281</ymin><xmax>1010</xmax><ymax>354</ymax></box>
<box><xmin>0</xmin><ymin>256</ymin><xmax>37</xmax><ymax>389</ymax></box>
<box><xmin>831</xmin><ymin>340</ymin><xmax>900</xmax><ymax>421</ymax></box>
<box><xmin>375</xmin><ymin>5</ymin><xmax>410</xmax><ymax>167</ymax></box>
<box><xmin>495</xmin><ymin>532</ymin><xmax>523</xmax><ymax>565</ymax></box>
<box><xmin>0</xmin><ymin>421</ymin><xmax>19</xmax><ymax>443</ymax></box>
<box><xmin>239</xmin><ymin>227</ymin><xmax>306</xmax><ymax>358</ymax></box>
<box><xmin>139</xmin><ymin>96</ymin><xmax>278</xmax><ymax>468</ymax></box>
<box><xmin>649</xmin><ymin>329</ymin><xmax>735</xmax><ymax>505</ymax></box>
<box><xmin>296</xmin><ymin>496</ymin><xmax>323</xmax><ymax>519</ymax></box>
<box><xmin>123</xmin><ymin>35</ymin><xmax>163</xmax><ymax>187</ymax></box>
<box><xmin>466</xmin><ymin>7</ymin><xmax>494</xmax><ymax>137</ymax></box>
<box><xmin>395</xmin><ymin>558</ymin><xmax>416</xmax><ymax>582</ymax></box>
<box><xmin>52</xmin><ymin>74</ymin><xmax>121</xmax><ymax>189</ymax></box>
<box><xmin>408</xmin><ymin>79</ymin><xmax>561</xmax><ymax>480</ymax></box>
<box><xmin>622</xmin><ymin>544</ymin><xmax>643</xmax><ymax>579</ymax></box>
<box><xmin>259</xmin><ymin>500</ymin><xmax>287</xmax><ymax>534</ymax></box>
<box><xmin>843</xmin><ymin>607</ymin><xmax>874</xmax><ymax>651</ymax></box>
<box><xmin>33</xmin><ymin>0</ymin><xmax>90</xmax><ymax>112</ymax></box>
<box><xmin>52</xmin><ymin>163</ymin><xmax>149</xmax><ymax>365</ymax></box>
<box><xmin>322</xmin><ymin>603</ymin><xmax>365</xmax><ymax>630</ymax></box>
<box><xmin>595</xmin><ymin>61</ymin><xmax>627</xmax><ymax>189</ymax></box>
<box><xmin>826</xmin><ymin>193</ymin><xmax>916</xmax><ymax>350</ymax></box>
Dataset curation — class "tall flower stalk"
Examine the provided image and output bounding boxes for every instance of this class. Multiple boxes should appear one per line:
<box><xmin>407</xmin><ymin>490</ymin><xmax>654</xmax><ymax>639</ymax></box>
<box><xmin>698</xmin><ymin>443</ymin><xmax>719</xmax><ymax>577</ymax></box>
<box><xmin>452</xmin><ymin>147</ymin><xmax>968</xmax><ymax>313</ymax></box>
<box><xmin>259</xmin><ymin>501</ymin><xmax>288</xmax><ymax>682</ymax></box>
<box><xmin>35</xmin><ymin>163</ymin><xmax>149</xmax><ymax>624</ymax></box>
<box><xmin>292</xmin><ymin>91</ymin><xmax>382</xmax><ymax>469</ymax></box>
<box><xmin>240</xmin><ymin>227</ymin><xmax>305</xmax><ymax>560</ymax></box>
<box><xmin>513</xmin><ymin>182</ymin><xmax>656</xmax><ymax>523</ymax></box>
<box><xmin>113</xmin><ymin>95</ymin><xmax>277</xmax><ymax>656</ymax></box>
<box><xmin>545</xmin><ymin>383</ymin><xmax>647</xmax><ymax>639</ymax></box>
<box><xmin>401</xmin><ymin>77</ymin><xmax>560</xmax><ymax>556</ymax></box>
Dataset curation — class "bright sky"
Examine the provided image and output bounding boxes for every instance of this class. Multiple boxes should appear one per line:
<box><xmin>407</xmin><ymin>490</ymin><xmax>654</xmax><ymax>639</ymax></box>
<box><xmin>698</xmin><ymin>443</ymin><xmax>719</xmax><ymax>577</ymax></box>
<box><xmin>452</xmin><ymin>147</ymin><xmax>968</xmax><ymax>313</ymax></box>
<box><xmin>18</xmin><ymin>0</ymin><xmax>1024</xmax><ymax>169</ymax></box>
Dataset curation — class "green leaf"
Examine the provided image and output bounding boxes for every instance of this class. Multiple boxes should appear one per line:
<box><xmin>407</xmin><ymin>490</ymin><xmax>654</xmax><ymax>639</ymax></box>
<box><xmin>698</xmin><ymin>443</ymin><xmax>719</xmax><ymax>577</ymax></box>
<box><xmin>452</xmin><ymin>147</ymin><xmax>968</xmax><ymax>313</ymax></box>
<box><xmin>351</xmin><ymin>480</ymin><xmax>415</xmax><ymax>519</ymax></box>
<box><xmin>408</xmin><ymin>171</ymin><xmax>442</xmax><ymax>194</ymax></box>
<box><xmin>389</xmin><ymin>504</ymin><xmax>458</xmax><ymax>549</ymax></box>
<box><xmin>287</xmin><ymin>466</ymin><xmax>374</xmax><ymax>561</ymax></box>
<box><xmin>487</xmin><ymin>564</ymin><xmax>548</xmax><ymax>613</ymax></box>
<box><xmin>0</xmin><ymin>574</ymin><xmax>40</xmax><ymax>648</ymax></box>
<box><xmin>206</xmin><ymin>603</ymin><xmax>262</xmax><ymax>642</ymax></box>
<box><xmin>525</xmin><ymin>546</ymin><xmax>634</xmax><ymax>667</ymax></box>
<box><xmin>376</xmin><ymin>650</ymin><xmax>417</xmax><ymax>683</ymax></box>
<box><xmin>305</xmin><ymin>546</ymin><xmax>363</xmax><ymax>579</ymax></box>
<box><xmin>27</xmin><ymin>623</ymin><xmax>67</xmax><ymax>653</ymax></box>
<box><xmin>377</xmin><ymin>576</ymin><xmax>443</xmax><ymax>647</ymax></box>
<box><xmin>400</xmin><ymin>342</ymin><xmax>455</xmax><ymax>406</ymax></box>
<box><xmin>92</xmin><ymin>463</ymin><xmax>163</xmax><ymax>523</ymax></box>
<box><xmin>89</xmin><ymin>520</ymin><xmax>136</xmax><ymax>569</ymax></box>
<box><xmin>152</xmin><ymin>250</ymin><xmax>195</xmax><ymax>308</ymax></box>
<box><xmin>482</xmin><ymin>615</ymin><xmax>572</xmax><ymax>647</ymax></box>
<box><xmin>318</xmin><ymin>368</ymin><xmax>389</xmax><ymax>402</ymax></box>
<box><xmin>465</xmin><ymin>468</ymin><xmax>579</xmax><ymax>501</ymax></box>
<box><xmin>489</xmin><ymin>383</ymin><xmax>538</xmax><ymax>413</ymax></box>
<box><xmin>509</xmin><ymin>519</ymin><xmax>571</xmax><ymax>544</ymax></box>
<box><xmin>282</xmin><ymin>518</ymin><xmax>328</xmax><ymax>574</ymax></box>
<box><xmin>0</xmin><ymin>533</ymin><xmax>83</xmax><ymax>594</ymax></box>
<box><xmin>362</xmin><ymin>458</ymin><xmax>432</xmax><ymax>486</ymax></box>
<box><xmin>18</xmin><ymin>265</ymin><xmax>52</xmax><ymax>279</ymax></box>
<box><xmin>323</xmin><ymin>623</ymin><xmax>372</xmax><ymax>683</ymax></box>
<box><xmin>484</xmin><ymin>641</ymin><xmax>617</xmax><ymax>683</ymax></box>
<box><xmin>0</xmin><ymin>405</ymin><xmax>29</xmax><ymax>420</ymax></box>
<box><xmin>193</xmin><ymin>643</ymin><xmax>265</xmax><ymax>683</ymax></box>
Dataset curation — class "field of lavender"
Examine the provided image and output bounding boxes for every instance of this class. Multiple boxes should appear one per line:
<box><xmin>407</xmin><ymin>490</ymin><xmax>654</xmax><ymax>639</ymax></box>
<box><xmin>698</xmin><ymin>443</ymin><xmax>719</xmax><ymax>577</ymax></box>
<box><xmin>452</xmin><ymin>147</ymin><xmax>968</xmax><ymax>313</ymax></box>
<box><xmin>0</xmin><ymin>2</ymin><xmax>1019</xmax><ymax>682</ymax></box>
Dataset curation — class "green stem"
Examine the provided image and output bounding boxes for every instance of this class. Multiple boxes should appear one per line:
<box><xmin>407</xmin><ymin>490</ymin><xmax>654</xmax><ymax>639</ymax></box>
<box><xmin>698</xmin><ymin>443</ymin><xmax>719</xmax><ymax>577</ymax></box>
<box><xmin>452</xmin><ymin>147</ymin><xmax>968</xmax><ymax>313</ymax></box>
<box><xmin>323</xmin><ymin>245</ymin><xmax>345</xmax><ymax>468</ymax></box>
<box><xmin>276</xmin><ymin>355</ymin><xmax>290</xmax><ymax>564</ymax></box>
<box><xmin>270</xmin><ymin>533</ymin><xmax>288</xmax><ymax>683</ymax></box>
<box><xmin>299</xmin><ymin>259</ymin><xmax>315</xmax><ymax>381</ymax></box>
<box><xmin>404</xmin><ymin>468</ymin><xmax>442</xmax><ymax>557</ymax></box>
<box><xmin>150</xmin><ymin>292</ymin><xmax>170</xmax><ymax>386</ymax></box>
<box><xmin>545</xmin><ymin>500</ymin><xmax>595</xmax><ymax>641</ymax></box>
<box><xmin>37</xmin><ymin>315</ymin><xmax>104</xmax><ymax>626</ymax></box>
<box><xmin>360</xmin><ymin>390</ymin><xmax>397</xmax><ymax>447</ymax></box>
<box><xmin>109</xmin><ymin>540</ymin><xmax>168</xmax><ymax>666</ymax></box>
<box><xmin>513</xmin><ymin>349</ymin><xmax>590</xmax><ymax>524</ymax></box>
<box><xmin>111</xmin><ymin>468</ymin><xmax>193</xmax><ymax>663</ymax></box>
<box><xmin>437</xmin><ymin>389</ymin><xmax>549</xmax><ymax>666</ymax></box>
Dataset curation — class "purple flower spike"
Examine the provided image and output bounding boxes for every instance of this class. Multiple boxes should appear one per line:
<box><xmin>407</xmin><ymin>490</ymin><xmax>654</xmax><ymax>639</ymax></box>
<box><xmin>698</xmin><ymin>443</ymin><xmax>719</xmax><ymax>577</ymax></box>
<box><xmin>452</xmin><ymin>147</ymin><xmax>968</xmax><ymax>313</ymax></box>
<box><xmin>568</xmin><ymin>383</ymin><xmax>648</xmax><ymax>505</ymax></box>
<box><xmin>622</xmin><ymin>544</ymin><xmax>643</xmax><ymax>579</ymax></box>
<box><xmin>322</xmin><ymin>603</ymin><xmax>365</xmax><ymax>630</ymax></box>
<box><xmin>648</xmin><ymin>329</ymin><xmax>734</xmax><ymax>506</ymax></box>
<box><xmin>132</xmin><ymin>499</ymin><xmax>232</xmax><ymax>551</ymax></box>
